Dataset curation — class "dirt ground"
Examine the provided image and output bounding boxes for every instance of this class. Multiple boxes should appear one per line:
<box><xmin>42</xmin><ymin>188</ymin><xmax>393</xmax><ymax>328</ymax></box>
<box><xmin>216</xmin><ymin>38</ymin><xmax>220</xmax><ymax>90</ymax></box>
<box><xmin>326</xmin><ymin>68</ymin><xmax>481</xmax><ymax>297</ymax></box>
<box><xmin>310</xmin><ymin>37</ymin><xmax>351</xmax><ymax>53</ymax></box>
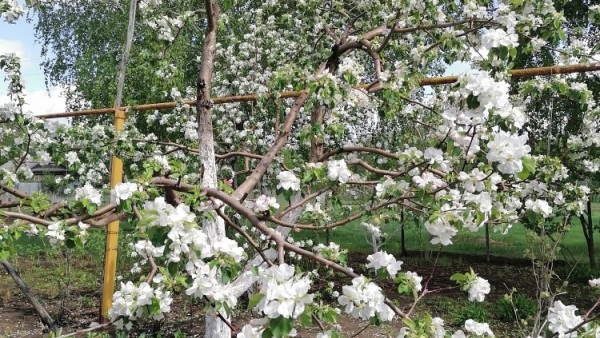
<box><xmin>0</xmin><ymin>251</ymin><xmax>597</xmax><ymax>337</ymax></box>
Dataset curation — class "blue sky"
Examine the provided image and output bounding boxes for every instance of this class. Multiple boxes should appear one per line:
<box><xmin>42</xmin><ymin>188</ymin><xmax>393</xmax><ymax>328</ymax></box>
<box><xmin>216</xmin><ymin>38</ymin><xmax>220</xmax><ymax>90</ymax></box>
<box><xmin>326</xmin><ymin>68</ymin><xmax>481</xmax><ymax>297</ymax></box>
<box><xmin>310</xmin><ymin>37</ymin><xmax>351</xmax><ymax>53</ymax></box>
<box><xmin>1</xmin><ymin>10</ymin><xmax>67</xmax><ymax>114</ymax></box>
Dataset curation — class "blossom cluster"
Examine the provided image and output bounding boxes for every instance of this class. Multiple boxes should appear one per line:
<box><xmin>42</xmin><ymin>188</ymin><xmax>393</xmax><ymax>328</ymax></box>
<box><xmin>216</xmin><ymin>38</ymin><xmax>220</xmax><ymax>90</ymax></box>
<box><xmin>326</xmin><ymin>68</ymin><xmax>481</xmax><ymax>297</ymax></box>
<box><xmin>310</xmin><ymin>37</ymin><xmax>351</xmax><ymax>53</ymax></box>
<box><xmin>108</xmin><ymin>281</ymin><xmax>172</xmax><ymax>330</ymax></box>
<box><xmin>547</xmin><ymin>300</ymin><xmax>583</xmax><ymax>338</ymax></box>
<box><xmin>254</xmin><ymin>264</ymin><xmax>314</xmax><ymax>319</ymax></box>
<box><xmin>0</xmin><ymin>0</ymin><xmax>24</xmax><ymax>23</ymax></box>
<box><xmin>366</xmin><ymin>251</ymin><xmax>403</xmax><ymax>277</ymax></box>
<box><xmin>337</xmin><ymin>276</ymin><xmax>394</xmax><ymax>321</ymax></box>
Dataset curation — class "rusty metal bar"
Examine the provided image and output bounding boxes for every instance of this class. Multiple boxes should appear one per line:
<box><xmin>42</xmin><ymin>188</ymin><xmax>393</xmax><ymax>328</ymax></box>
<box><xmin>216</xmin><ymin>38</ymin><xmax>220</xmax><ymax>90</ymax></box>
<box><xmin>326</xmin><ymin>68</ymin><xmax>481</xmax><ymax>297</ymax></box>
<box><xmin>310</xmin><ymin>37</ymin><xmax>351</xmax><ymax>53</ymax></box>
<box><xmin>8</xmin><ymin>62</ymin><xmax>600</xmax><ymax>121</ymax></box>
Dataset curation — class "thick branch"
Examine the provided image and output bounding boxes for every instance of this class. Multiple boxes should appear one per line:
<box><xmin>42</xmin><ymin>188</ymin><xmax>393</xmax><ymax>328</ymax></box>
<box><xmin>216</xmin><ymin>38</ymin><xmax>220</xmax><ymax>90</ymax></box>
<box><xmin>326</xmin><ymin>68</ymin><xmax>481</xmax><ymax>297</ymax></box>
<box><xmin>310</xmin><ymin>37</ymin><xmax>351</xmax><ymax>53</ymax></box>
<box><xmin>0</xmin><ymin>183</ymin><xmax>29</xmax><ymax>199</ymax></box>
<box><xmin>232</xmin><ymin>89</ymin><xmax>310</xmax><ymax>200</ymax></box>
<box><xmin>319</xmin><ymin>146</ymin><xmax>400</xmax><ymax>162</ymax></box>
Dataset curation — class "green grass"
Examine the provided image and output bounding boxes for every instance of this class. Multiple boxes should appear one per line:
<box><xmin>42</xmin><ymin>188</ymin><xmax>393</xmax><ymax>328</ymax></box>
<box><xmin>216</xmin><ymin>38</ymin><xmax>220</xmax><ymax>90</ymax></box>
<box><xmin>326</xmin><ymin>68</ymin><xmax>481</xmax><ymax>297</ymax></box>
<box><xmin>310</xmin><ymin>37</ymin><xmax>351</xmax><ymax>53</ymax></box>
<box><xmin>4</xmin><ymin>228</ymin><xmax>139</xmax><ymax>296</ymax></box>
<box><xmin>290</xmin><ymin>203</ymin><xmax>600</xmax><ymax>264</ymax></box>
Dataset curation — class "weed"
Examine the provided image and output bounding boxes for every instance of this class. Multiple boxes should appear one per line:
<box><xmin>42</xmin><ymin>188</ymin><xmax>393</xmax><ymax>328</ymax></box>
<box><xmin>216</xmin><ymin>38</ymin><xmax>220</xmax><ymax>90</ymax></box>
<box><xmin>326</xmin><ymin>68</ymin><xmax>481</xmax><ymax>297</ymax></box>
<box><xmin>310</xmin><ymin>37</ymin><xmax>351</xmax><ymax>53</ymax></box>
<box><xmin>85</xmin><ymin>333</ymin><xmax>111</xmax><ymax>338</ymax></box>
<box><xmin>495</xmin><ymin>294</ymin><xmax>537</xmax><ymax>322</ymax></box>
<box><xmin>557</xmin><ymin>264</ymin><xmax>600</xmax><ymax>284</ymax></box>
<box><xmin>81</xmin><ymin>295</ymin><xmax>95</xmax><ymax>307</ymax></box>
<box><xmin>451</xmin><ymin>302</ymin><xmax>490</xmax><ymax>325</ymax></box>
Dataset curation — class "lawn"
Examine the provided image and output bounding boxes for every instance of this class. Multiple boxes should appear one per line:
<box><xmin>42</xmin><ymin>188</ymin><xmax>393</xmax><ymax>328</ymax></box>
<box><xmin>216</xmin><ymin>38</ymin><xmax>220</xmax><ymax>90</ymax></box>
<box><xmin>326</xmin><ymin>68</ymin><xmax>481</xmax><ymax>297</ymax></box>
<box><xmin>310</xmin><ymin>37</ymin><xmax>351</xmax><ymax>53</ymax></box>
<box><xmin>289</xmin><ymin>203</ymin><xmax>600</xmax><ymax>264</ymax></box>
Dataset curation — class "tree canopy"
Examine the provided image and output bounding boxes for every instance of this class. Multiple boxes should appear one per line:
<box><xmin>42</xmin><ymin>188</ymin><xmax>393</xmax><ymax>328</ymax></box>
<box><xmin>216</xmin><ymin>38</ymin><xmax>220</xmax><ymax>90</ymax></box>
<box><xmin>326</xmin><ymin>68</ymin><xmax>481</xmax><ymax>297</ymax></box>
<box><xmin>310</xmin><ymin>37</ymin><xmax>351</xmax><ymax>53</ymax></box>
<box><xmin>2</xmin><ymin>0</ymin><xmax>600</xmax><ymax>337</ymax></box>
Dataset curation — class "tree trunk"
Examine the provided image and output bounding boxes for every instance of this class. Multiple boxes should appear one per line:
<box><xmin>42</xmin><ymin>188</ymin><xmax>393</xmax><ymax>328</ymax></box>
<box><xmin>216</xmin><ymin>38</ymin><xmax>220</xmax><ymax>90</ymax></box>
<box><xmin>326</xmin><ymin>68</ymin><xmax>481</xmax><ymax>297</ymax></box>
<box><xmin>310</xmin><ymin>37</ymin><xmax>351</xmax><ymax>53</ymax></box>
<box><xmin>400</xmin><ymin>209</ymin><xmax>406</xmax><ymax>257</ymax></box>
<box><xmin>580</xmin><ymin>199</ymin><xmax>596</xmax><ymax>268</ymax></box>
<box><xmin>196</xmin><ymin>1</ymin><xmax>229</xmax><ymax>336</ymax></box>
<box><xmin>485</xmin><ymin>223</ymin><xmax>490</xmax><ymax>263</ymax></box>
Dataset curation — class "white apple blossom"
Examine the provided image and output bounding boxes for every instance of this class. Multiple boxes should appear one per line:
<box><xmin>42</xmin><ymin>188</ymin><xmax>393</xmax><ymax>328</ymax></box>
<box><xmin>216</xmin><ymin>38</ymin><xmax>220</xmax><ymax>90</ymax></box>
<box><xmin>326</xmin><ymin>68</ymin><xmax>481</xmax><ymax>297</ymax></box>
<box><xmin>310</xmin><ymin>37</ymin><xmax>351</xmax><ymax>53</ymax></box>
<box><xmin>65</xmin><ymin>151</ymin><xmax>80</xmax><ymax>165</ymax></box>
<box><xmin>405</xmin><ymin>271</ymin><xmax>423</xmax><ymax>292</ymax></box>
<box><xmin>315</xmin><ymin>242</ymin><xmax>345</xmax><ymax>263</ymax></box>
<box><xmin>75</xmin><ymin>182</ymin><xmax>103</xmax><ymax>206</ymax></box>
<box><xmin>46</xmin><ymin>222</ymin><xmax>65</xmax><ymax>247</ymax></box>
<box><xmin>0</xmin><ymin>0</ymin><xmax>25</xmax><ymax>23</ymax></box>
<box><xmin>338</xmin><ymin>275</ymin><xmax>394</xmax><ymax>321</ymax></box>
<box><xmin>413</xmin><ymin>172</ymin><xmax>447</xmax><ymax>190</ymax></box>
<box><xmin>458</xmin><ymin>168</ymin><xmax>487</xmax><ymax>193</ymax></box>
<box><xmin>431</xmin><ymin>317</ymin><xmax>447</xmax><ymax>337</ymax></box>
<box><xmin>316</xmin><ymin>330</ymin><xmax>336</xmax><ymax>338</ymax></box>
<box><xmin>547</xmin><ymin>300</ymin><xmax>583</xmax><ymax>338</ymax></box>
<box><xmin>1</xmin><ymin>168</ymin><xmax>18</xmax><ymax>185</ymax></box>
<box><xmin>589</xmin><ymin>277</ymin><xmax>600</xmax><ymax>287</ymax></box>
<box><xmin>251</xmin><ymin>194</ymin><xmax>279</xmax><ymax>212</ymax></box>
<box><xmin>398</xmin><ymin>316</ymin><xmax>447</xmax><ymax>337</ymax></box>
<box><xmin>254</xmin><ymin>264</ymin><xmax>314</xmax><ymax>319</ymax></box>
<box><xmin>237</xmin><ymin>323</ymin><xmax>264</xmax><ymax>338</ymax></box>
<box><xmin>467</xmin><ymin>277</ymin><xmax>491</xmax><ymax>302</ymax></box>
<box><xmin>77</xmin><ymin>222</ymin><xmax>90</xmax><ymax>243</ymax></box>
<box><xmin>276</xmin><ymin>170</ymin><xmax>300</xmax><ymax>191</ymax></box>
<box><xmin>134</xmin><ymin>240</ymin><xmax>166</xmax><ymax>259</ymax></box>
<box><xmin>108</xmin><ymin>281</ymin><xmax>173</xmax><ymax>325</ymax></box>
<box><xmin>327</xmin><ymin>159</ymin><xmax>352</xmax><ymax>183</ymax></box>
<box><xmin>152</xmin><ymin>155</ymin><xmax>171</xmax><ymax>173</ymax></box>
<box><xmin>114</xmin><ymin>182</ymin><xmax>140</xmax><ymax>205</ymax></box>
<box><xmin>464</xmin><ymin>319</ymin><xmax>494</xmax><ymax>336</ymax></box>
<box><xmin>486</xmin><ymin>130</ymin><xmax>531</xmax><ymax>174</ymax></box>
<box><xmin>25</xmin><ymin>223</ymin><xmax>39</xmax><ymax>236</ymax></box>
<box><xmin>481</xmin><ymin>28</ymin><xmax>518</xmax><ymax>50</ymax></box>
<box><xmin>362</xmin><ymin>222</ymin><xmax>383</xmax><ymax>238</ymax></box>
<box><xmin>425</xmin><ymin>213</ymin><xmax>458</xmax><ymax>246</ymax></box>
<box><xmin>525</xmin><ymin>199</ymin><xmax>553</xmax><ymax>218</ymax></box>
<box><xmin>37</xmin><ymin>150</ymin><xmax>51</xmax><ymax>165</ymax></box>
<box><xmin>366</xmin><ymin>251</ymin><xmax>403</xmax><ymax>277</ymax></box>
<box><xmin>424</xmin><ymin>147</ymin><xmax>444</xmax><ymax>164</ymax></box>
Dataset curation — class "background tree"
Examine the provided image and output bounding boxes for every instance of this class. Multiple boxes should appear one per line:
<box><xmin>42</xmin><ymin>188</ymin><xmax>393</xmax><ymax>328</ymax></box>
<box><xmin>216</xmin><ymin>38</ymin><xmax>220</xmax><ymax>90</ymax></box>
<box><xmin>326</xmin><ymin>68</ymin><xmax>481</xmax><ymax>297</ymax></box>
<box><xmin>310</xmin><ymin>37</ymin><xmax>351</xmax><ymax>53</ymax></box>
<box><xmin>510</xmin><ymin>0</ymin><xmax>600</xmax><ymax>267</ymax></box>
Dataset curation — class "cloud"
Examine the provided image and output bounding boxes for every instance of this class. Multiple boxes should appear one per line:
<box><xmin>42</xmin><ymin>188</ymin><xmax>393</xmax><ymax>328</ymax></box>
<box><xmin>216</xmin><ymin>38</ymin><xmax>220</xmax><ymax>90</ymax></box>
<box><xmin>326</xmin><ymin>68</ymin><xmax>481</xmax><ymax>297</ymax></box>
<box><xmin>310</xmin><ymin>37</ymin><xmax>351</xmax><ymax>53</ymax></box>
<box><xmin>25</xmin><ymin>87</ymin><xmax>67</xmax><ymax>115</ymax></box>
<box><xmin>0</xmin><ymin>39</ymin><xmax>31</xmax><ymax>68</ymax></box>
<box><xmin>0</xmin><ymin>86</ymin><xmax>66</xmax><ymax>116</ymax></box>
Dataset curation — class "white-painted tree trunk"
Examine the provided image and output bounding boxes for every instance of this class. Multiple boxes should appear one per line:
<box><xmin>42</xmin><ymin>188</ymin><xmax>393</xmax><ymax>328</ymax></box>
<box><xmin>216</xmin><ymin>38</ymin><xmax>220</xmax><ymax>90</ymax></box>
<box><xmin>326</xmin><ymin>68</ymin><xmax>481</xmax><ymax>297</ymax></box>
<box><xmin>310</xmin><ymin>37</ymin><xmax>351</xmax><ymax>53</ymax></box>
<box><xmin>196</xmin><ymin>1</ymin><xmax>229</xmax><ymax>336</ymax></box>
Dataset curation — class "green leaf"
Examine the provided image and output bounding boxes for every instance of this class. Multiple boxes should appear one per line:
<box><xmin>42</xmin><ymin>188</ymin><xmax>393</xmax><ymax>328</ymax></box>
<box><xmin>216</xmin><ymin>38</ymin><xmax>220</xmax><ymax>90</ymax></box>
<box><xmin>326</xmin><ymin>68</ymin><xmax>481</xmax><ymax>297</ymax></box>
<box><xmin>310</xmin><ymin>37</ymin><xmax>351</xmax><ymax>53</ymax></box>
<box><xmin>65</xmin><ymin>237</ymin><xmax>76</xmax><ymax>249</ymax></box>
<box><xmin>466</xmin><ymin>94</ymin><xmax>480</xmax><ymax>109</ymax></box>
<box><xmin>476</xmin><ymin>210</ymin><xmax>485</xmax><ymax>226</ymax></box>
<box><xmin>261</xmin><ymin>329</ymin><xmax>274</xmax><ymax>338</ymax></box>
<box><xmin>86</xmin><ymin>203</ymin><xmax>97</xmax><ymax>215</ymax></box>
<box><xmin>522</xmin><ymin>157</ymin><xmax>536</xmax><ymax>173</ymax></box>
<box><xmin>168</xmin><ymin>262</ymin><xmax>179</xmax><ymax>276</ymax></box>
<box><xmin>269</xmin><ymin>316</ymin><xmax>294</xmax><ymax>338</ymax></box>
<box><xmin>0</xmin><ymin>250</ymin><xmax>9</xmax><ymax>262</ymax></box>
<box><xmin>248</xmin><ymin>293</ymin><xmax>264</xmax><ymax>310</ymax></box>
<box><xmin>450</xmin><ymin>272</ymin><xmax>466</xmax><ymax>284</ymax></box>
<box><xmin>517</xmin><ymin>167</ymin><xmax>530</xmax><ymax>180</ymax></box>
<box><xmin>74</xmin><ymin>236</ymin><xmax>84</xmax><ymax>248</ymax></box>
<box><xmin>149</xmin><ymin>297</ymin><xmax>161</xmax><ymax>314</ymax></box>
<box><xmin>299</xmin><ymin>307</ymin><xmax>313</xmax><ymax>327</ymax></box>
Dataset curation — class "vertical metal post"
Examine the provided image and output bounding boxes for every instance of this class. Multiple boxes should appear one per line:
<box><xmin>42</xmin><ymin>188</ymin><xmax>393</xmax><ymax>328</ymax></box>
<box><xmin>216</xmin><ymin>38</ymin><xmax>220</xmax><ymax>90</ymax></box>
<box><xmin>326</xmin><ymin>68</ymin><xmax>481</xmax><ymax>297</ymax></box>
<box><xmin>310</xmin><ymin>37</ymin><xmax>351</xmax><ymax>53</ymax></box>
<box><xmin>100</xmin><ymin>108</ymin><xmax>126</xmax><ymax>322</ymax></box>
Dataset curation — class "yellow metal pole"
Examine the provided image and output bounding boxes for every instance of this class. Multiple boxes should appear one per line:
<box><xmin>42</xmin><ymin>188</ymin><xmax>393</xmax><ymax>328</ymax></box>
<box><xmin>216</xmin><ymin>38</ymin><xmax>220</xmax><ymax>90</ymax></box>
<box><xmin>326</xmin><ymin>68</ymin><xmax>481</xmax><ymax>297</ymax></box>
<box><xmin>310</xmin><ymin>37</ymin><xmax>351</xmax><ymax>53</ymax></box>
<box><xmin>100</xmin><ymin>108</ymin><xmax>126</xmax><ymax>322</ymax></box>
